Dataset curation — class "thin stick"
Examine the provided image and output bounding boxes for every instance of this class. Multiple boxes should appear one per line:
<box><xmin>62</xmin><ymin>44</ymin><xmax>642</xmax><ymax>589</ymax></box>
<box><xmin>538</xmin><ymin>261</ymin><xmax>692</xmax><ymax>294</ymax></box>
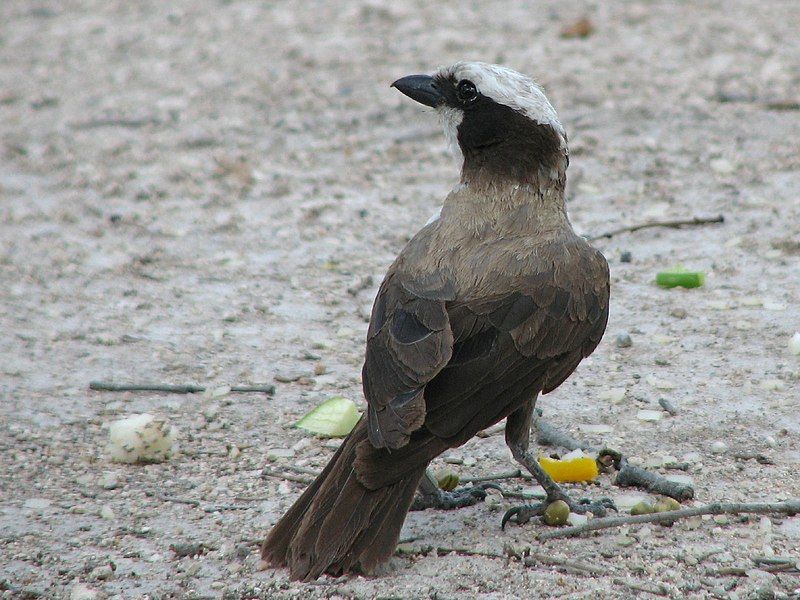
<box><xmin>538</xmin><ymin>500</ymin><xmax>800</xmax><ymax>540</ymax></box>
<box><xmin>396</xmin><ymin>545</ymin><xmax>606</xmax><ymax>576</ymax></box>
<box><xmin>612</xmin><ymin>578</ymin><xmax>670</xmax><ymax>597</ymax></box>
<box><xmin>89</xmin><ymin>381</ymin><xmax>275</xmax><ymax>395</ymax></box>
<box><xmin>615</xmin><ymin>459</ymin><xmax>694</xmax><ymax>500</ymax></box>
<box><xmin>588</xmin><ymin>214</ymin><xmax>724</xmax><ymax>241</ymax></box>
<box><xmin>261</xmin><ymin>467</ymin><xmax>314</xmax><ymax>485</ymax></box>
<box><xmin>460</xmin><ymin>469</ymin><xmax>533</xmax><ymax>484</ymax></box>
<box><xmin>154</xmin><ymin>493</ymin><xmax>200</xmax><ymax>507</ymax></box>
<box><xmin>536</xmin><ymin>421</ymin><xmax>587</xmax><ymax>451</ymax></box>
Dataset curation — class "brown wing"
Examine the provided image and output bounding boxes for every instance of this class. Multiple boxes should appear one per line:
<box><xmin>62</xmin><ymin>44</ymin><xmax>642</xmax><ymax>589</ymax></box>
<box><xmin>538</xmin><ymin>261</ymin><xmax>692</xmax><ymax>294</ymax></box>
<box><xmin>362</xmin><ymin>271</ymin><xmax>455</xmax><ymax>450</ymax></box>
<box><xmin>422</xmin><ymin>242</ymin><xmax>609</xmax><ymax>443</ymax></box>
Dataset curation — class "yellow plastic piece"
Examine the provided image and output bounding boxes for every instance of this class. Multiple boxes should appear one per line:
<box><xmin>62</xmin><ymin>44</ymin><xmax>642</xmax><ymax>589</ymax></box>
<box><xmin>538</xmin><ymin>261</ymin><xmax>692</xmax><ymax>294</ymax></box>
<box><xmin>538</xmin><ymin>455</ymin><xmax>599</xmax><ymax>483</ymax></box>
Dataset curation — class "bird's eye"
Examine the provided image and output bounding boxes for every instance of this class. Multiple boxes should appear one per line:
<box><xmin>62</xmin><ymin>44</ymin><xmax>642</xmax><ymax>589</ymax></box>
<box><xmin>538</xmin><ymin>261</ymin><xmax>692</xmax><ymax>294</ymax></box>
<box><xmin>456</xmin><ymin>80</ymin><xmax>478</xmax><ymax>102</ymax></box>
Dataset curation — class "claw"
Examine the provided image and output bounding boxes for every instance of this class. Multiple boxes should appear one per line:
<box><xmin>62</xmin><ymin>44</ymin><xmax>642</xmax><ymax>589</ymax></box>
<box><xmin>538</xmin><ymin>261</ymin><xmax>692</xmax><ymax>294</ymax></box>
<box><xmin>573</xmin><ymin>496</ymin><xmax>617</xmax><ymax>517</ymax></box>
<box><xmin>411</xmin><ymin>482</ymin><xmax>500</xmax><ymax>511</ymax></box>
<box><xmin>501</xmin><ymin>503</ymin><xmax>544</xmax><ymax>530</ymax></box>
<box><xmin>501</xmin><ymin>496</ymin><xmax>618</xmax><ymax>529</ymax></box>
<box><xmin>467</xmin><ymin>482</ymin><xmax>503</xmax><ymax>500</ymax></box>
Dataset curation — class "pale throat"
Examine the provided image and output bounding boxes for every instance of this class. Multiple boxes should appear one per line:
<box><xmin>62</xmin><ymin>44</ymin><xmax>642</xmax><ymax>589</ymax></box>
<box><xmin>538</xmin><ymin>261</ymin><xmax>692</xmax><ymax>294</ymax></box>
<box><xmin>439</xmin><ymin>180</ymin><xmax>570</xmax><ymax>239</ymax></box>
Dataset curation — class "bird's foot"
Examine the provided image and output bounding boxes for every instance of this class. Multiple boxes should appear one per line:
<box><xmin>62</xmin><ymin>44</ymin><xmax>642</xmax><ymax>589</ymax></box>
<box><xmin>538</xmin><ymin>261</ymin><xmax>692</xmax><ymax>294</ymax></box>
<box><xmin>501</xmin><ymin>493</ymin><xmax>616</xmax><ymax>529</ymax></box>
<box><xmin>410</xmin><ymin>483</ymin><xmax>501</xmax><ymax>511</ymax></box>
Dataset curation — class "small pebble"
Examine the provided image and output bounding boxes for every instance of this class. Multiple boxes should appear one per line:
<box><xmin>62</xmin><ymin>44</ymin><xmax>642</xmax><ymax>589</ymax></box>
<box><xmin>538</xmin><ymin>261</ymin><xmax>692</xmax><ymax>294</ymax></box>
<box><xmin>760</xmin><ymin>379</ymin><xmax>784</xmax><ymax>391</ymax></box>
<box><xmin>24</xmin><ymin>498</ymin><xmax>52</xmax><ymax>510</ymax></box>
<box><xmin>615</xmin><ymin>333</ymin><xmax>633</xmax><ymax>348</ymax></box>
<box><xmin>670</xmin><ymin>307</ymin><xmax>687</xmax><ymax>319</ymax></box>
<box><xmin>682</xmin><ymin>451</ymin><xmax>702</xmax><ymax>464</ymax></box>
<box><xmin>274</xmin><ymin>372</ymin><xmax>304</xmax><ymax>383</ymax></box>
<box><xmin>599</xmin><ymin>388</ymin><xmax>626</xmax><ymax>404</ymax></box>
<box><xmin>790</xmin><ymin>332</ymin><xmax>800</xmax><ymax>355</ymax></box>
<box><xmin>100</xmin><ymin>474</ymin><xmax>119</xmax><ymax>490</ymax></box>
<box><xmin>171</xmin><ymin>542</ymin><xmax>206</xmax><ymax>558</ymax></box>
<box><xmin>658</xmin><ymin>398</ymin><xmax>679</xmax><ymax>415</ymax></box>
<box><xmin>646</xmin><ymin>375</ymin><xmax>676</xmax><ymax>390</ymax></box>
<box><xmin>620</xmin><ymin>251</ymin><xmax>632</xmax><ymax>263</ymax></box>
<box><xmin>616</xmin><ymin>535</ymin><xmax>636</xmax><ymax>547</ymax></box>
<box><xmin>88</xmin><ymin>564</ymin><xmax>114</xmax><ymax>581</ymax></box>
<box><xmin>567</xmin><ymin>512</ymin><xmax>588</xmax><ymax>526</ymax></box>
<box><xmin>266</xmin><ymin>448</ymin><xmax>295</xmax><ymax>460</ymax></box>
<box><xmin>710</xmin><ymin>158</ymin><xmax>735</xmax><ymax>174</ymax></box>
<box><xmin>100</xmin><ymin>505</ymin><xmax>115</xmax><ymax>520</ymax></box>
<box><xmin>710</xmin><ymin>441</ymin><xmax>728</xmax><ymax>454</ymax></box>
<box><xmin>637</xmin><ymin>409</ymin><xmax>663</xmax><ymax>422</ymax></box>
<box><xmin>579</xmin><ymin>423</ymin><xmax>613</xmax><ymax>434</ymax></box>
<box><xmin>70</xmin><ymin>583</ymin><xmax>100</xmax><ymax>600</ymax></box>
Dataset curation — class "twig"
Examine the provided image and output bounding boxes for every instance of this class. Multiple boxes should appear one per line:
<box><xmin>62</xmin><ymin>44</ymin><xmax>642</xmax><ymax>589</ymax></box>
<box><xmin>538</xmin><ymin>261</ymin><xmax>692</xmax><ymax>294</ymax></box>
<box><xmin>524</xmin><ymin>552</ymin><xmax>608</xmax><ymax>576</ymax></box>
<box><xmin>71</xmin><ymin>116</ymin><xmax>161</xmax><ymax>129</ymax></box>
<box><xmin>460</xmin><ymin>469</ymin><xmax>533</xmax><ymax>484</ymax></box>
<box><xmin>89</xmin><ymin>381</ymin><xmax>275</xmax><ymax>395</ymax></box>
<box><xmin>396</xmin><ymin>545</ymin><xmax>607</xmax><ymax>576</ymax></box>
<box><xmin>732</xmin><ymin>451</ymin><xmax>773</xmax><ymax>465</ymax></box>
<box><xmin>261</xmin><ymin>467</ymin><xmax>314</xmax><ymax>485</ymax></box>
<box><xmin>588</xmin><ymin>214</ymin><xmax>724</xmax><ymax>241</ymax></box>
<box><xmin>202</xmin><ymin>504</ymin><xmax>251</xmax><ymax>513</ymax></box>
<box><xmin>395</xmin><ymin>544</ymin><xmax>497</xmax><ymax>559</ymax></box>
<box><xmin>612</xmin><ymin>578</ymin><xmax>670</xmax><ymax>597</ymax></box>
<box><xmin>538</xmin><ymin>500</ymin><xmax>800</xmax><ymax>540</ymax></box>
<box><xmin>536</xmin><ymin>421</ymin><xmax>587</xmax><ymax>452</ymax></box>
<box><xmin>153</xmin><ymin>493</ymin><xmax>200</xmax><ymax>507</ymax></box>
<box><xmin>615</xmin><ymin>459</ymin><xmax>694</xmax><ymax>501</ymax></box>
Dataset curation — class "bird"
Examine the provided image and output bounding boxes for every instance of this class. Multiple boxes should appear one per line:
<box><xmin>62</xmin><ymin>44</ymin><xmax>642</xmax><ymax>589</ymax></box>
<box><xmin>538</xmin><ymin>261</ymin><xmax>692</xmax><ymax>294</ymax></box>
<box><xmin>262</xmin><ymin>61</ymin><xmax>610</xmax><ymax>581</ymax></box>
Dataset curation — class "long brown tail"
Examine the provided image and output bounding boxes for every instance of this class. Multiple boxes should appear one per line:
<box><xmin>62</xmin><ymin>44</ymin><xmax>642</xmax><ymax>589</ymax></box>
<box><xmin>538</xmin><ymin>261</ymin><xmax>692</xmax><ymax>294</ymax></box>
<box><xmin>262</xmin><ymin>418</ymin><xmax>429</xmax><ymax>581</ymax></box>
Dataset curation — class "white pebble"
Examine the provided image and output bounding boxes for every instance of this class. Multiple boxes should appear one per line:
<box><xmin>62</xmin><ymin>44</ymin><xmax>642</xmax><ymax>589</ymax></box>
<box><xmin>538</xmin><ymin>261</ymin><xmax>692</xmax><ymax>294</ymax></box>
<box><xmin>682</xmin><ymin>451</ymin><xmax>702</xmax><ymax>464</ymax></box>
<box><xmin>100</xmin><ymin>505</ymin><xmax>115</xmax><ymax>520</ymax></box>
<box><xmin>710</xmin><ymin>158</ymin><xmax>735</xmax><ymax>174</ymax></box>
<box><xmin>579</xmin><ymin>423</ymin><xmax>614</xmax><ymax>434</ymax></box>
<box><xmin>567</xmin><ymin>513</ymin><xmax>588</xmax><ymax>526</ymax></box>
<box><xmin>613</xmin><ymin>494</ymin><xmax>649</xmax><ymax>511</ymax></box>
<box><xmin>645</xmin><ymin>376</ymin><xmax>676</xmax><ymax>390</ymax></box>
<box><xmin>637</xmin><ymin>409</ymin><xmax>663</xmax><ymax>422</ymax></box>
<box><xmin>107</xmin><ymin>414</ymin><xmax>177</xmax><ymax>464</ymax></box>
<box><xmin>599</xmin><ymin>388</ymin><xmax>627</xmax><ymax>403</ymax></box>
<box><xmin>789</xmin><ymin>332</ymin><xmax>800</xmax><ymax>356</ymax></box>
<box><xmin>763</xmin><ymin>300</ymin><xmax>786</xmax><ymax>311</ymax></box>
<box><xmin>266</xmin><ymin>448</ymin><xmax>295</xmax><ymax>460</ymax></box>
<box><xmin>710</xmin><ymin>441</ymin><xmax>728</xmax><ymax>454</ymax></box>
<box><xmin>100</xmin><ymin>473</ymin><xmax>119</xmax><ymax>490</ymax></box>
<box><xmin>760</xmin><ymin>379</ymin><xmax>784</xmax><ymax>391</ymax></box>
<box><xmin>70</xmin><ymin>583</ymin><xmax>100</xmax><ymax>600</ymax></box>
<box><xmin>664</xmin><ymin>473</ymin><xmax>694</xmax><ymax>486</ymax></box>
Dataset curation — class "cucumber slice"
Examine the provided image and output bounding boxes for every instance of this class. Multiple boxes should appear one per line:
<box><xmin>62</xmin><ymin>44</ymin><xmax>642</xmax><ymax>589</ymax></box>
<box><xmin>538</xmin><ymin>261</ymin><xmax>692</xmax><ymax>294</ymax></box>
<box><xmin>656</xmin><ymin>269</ymin><xmax>705</xmax><ymax>288</ymax></box>
<box><xmin>295</xmin><ymin>396</ymin><xmax>360</xmax><ymax>437</ymax></box>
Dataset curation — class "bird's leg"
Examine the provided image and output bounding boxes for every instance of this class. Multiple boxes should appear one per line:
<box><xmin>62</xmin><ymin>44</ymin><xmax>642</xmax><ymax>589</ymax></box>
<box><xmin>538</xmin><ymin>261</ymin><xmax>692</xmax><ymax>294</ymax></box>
<box><xmin>410</xmin><ymin>469</ymin><xmax>500</xmax><ymax>511</ymax></box>
<box><xmin>502</xmin><ymin>398</ymin><xmax>615</xmax><ymax>528</ymax></box>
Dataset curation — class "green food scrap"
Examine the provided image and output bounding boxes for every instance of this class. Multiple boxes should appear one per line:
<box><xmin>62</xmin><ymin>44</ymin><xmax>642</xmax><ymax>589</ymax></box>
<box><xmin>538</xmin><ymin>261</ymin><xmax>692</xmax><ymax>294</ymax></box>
<box><xmin>295</xmin><ymin>396</ymin><xmax>360</xmax><ymax>437</ymax></box>
<box><xmin>656</xmin><ymin>268</ymin><xmax>705</xmax><ymax>289</ymax></box>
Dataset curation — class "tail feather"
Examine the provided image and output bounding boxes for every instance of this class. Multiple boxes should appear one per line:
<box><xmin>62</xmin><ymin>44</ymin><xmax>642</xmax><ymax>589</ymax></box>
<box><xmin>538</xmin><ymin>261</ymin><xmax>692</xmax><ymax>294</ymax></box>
<box><xmin>262</xmin><ymin>417</ymin><xmax>428</xmax><ymax>581</ymax></box>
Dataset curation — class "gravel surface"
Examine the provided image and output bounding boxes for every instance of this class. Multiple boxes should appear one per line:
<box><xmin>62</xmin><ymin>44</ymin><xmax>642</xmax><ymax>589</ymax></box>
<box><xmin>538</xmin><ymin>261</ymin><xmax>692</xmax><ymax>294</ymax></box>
<box><xmin>2</xmin><ymin>1</ymin><xmax>799</xmax><ymax>598</ymax></box>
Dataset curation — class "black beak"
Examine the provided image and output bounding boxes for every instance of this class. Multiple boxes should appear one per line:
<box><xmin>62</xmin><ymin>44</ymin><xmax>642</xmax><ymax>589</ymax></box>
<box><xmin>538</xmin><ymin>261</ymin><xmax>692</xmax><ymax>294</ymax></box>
<box><xmin>391</xmin><ymin>75</ymin><xmax>443</xmax><ymax>108</ymax></box>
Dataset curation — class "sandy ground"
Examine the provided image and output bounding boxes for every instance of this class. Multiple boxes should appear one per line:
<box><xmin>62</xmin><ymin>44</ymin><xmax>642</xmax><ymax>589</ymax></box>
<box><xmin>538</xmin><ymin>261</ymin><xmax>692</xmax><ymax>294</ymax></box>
<box><xmin>2</xmin><ymin>1</ymin><xmax>800</xmax><ymax>598</ymax></box>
